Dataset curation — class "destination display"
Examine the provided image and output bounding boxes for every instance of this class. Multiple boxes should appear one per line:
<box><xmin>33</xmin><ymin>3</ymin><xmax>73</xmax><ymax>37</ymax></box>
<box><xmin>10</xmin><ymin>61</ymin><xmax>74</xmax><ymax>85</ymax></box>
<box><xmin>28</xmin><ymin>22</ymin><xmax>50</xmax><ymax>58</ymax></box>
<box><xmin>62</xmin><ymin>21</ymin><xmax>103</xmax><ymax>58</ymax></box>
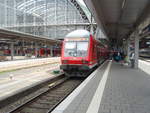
<box><xmin>65</xmin><ymin>38</ymin><xmax>89</xmax><ymax>41</ymax></box>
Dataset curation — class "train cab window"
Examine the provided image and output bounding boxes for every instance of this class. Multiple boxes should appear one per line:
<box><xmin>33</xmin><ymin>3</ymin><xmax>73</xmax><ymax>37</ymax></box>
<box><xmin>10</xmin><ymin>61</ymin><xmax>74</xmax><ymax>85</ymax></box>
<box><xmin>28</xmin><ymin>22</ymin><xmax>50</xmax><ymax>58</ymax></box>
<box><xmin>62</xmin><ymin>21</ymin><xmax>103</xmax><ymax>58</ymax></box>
<box><xmin>77</xmin><ymin>42</ymin><xmax>88</xmax><ymax>57</ymax></box>
<box><xmin>64</xmin><ymin>41</ymin><xmax>88</xmax><ymax>57</ymax></box>
<box><xmin>65</xmin><ymin>42</ymin><xmax>76</xmax><ymax>49</ymax></box>
<box><xmin>65</xmin><ymin>42</ymin><xmax>76</xmax><ymax>57</ymax></box>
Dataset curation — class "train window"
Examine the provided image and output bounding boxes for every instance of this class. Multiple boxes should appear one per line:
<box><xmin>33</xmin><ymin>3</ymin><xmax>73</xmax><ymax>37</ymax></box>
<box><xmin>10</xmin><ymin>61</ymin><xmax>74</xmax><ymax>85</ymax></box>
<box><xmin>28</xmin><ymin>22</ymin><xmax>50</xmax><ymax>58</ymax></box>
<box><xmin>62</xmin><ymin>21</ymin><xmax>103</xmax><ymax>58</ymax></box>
<box><xmin>77</xmin><ymin>42</ymin><xmax>88</xmax><ymax>51</ymax></box>
<box><xmin>65</xmin><ymin>42</ymin><xmax>76</xmax><ymax>49</ymax></box>
<box><xmin>77</xmin><ymin>42</ymin><xmax>88</xmax><ymax>57</ymax></box>
<box><xmin>64</xmin><ymin>41</ymin><xmax>88</xmax><ymax>57</ymax></box>
<box><xmin>146</xmin><ymin>42</ymin><xmax>150</xmax><ymax>45</ymax></box>
<box><xmin>64</xmin><ymin>42</ymin><xmax>76</xmax><ymax>57</ymax></box>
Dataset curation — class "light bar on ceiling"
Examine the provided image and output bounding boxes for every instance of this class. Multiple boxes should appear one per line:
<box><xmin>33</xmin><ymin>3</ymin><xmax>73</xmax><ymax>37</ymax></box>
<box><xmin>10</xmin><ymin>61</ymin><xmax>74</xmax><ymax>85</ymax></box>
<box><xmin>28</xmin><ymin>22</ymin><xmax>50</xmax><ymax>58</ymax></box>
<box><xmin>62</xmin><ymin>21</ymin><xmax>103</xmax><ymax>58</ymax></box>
<box><xmin>122</xmin><ymin>0</ymin><xmax>126</xmax><ymax>9</ymax></box>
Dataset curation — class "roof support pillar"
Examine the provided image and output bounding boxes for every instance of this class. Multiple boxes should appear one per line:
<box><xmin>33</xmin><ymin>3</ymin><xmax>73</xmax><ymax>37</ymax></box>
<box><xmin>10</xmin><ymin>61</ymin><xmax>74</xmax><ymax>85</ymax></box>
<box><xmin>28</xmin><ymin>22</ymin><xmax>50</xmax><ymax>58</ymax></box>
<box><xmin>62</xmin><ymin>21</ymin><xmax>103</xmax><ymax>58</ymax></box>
<box><xmin>10</xmin><ymin>42</ymin><xmax>14</xmax><ymax>60</ymax></box>
<box><xmin>127</xmin><ymin>39</ymin><xmax>130</xmax><ymax>60</ymax></box>
<box><xmin>22</xmin><ymin>40</ymin><xmax>25</xmax><ymax>56</ymax></box>
<box><xmin>90</xmin><ymin>24</ymin><xmax>94</xmax><ymax>35</ymax></box>
<box><xmin>35</xmin><ymin>43</ymin><xmax>38</xmax><ymax>58</ymax></box>
<box><xmin>16</xmin><ymin>46</ymin><xmax>19</xmax><ymax>56</ymax></box>
<box><xmin>50</xmin><ymin>46</ymin><xmax>53</xmax><ymax>57</ymax></box>
<box><xmin>45</xmin><ymin>44</ymin><xmax>48</xmax><ymax>57</ymax></box>
<box><xmin>133</xmin><ymin>31</ymin><xmax>139</xmax><ymax>69</ymax></box>
<box><xmin>90</xmin><ymin>16</ymin><xmax>94</xmax><ymax>35</ymax></box>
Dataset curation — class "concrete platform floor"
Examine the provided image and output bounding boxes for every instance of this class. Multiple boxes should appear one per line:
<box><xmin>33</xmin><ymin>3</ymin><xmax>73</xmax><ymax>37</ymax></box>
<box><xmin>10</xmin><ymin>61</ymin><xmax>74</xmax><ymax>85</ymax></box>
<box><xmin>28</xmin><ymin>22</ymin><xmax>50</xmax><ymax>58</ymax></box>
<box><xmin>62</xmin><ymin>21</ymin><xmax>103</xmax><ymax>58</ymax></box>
<box><xmin>52</xmin><ymin>60</ymin><xmax>150</xmax><ymax>113</ymax></box>
<box><xmin>0</xmin><ymin>63</ymin><xmax>60</xmax><ymax>100</ymax></box>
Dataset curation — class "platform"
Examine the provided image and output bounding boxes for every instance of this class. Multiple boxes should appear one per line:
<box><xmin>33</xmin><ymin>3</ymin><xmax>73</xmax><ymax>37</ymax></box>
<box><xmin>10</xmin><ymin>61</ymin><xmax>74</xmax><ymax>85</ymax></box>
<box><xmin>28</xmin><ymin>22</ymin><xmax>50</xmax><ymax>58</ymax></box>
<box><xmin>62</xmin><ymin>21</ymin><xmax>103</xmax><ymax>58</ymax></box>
<box><xmin>52</xmin><ymin>60</ymin><xmax>150</xmax><ymax>113</ymax></box>
<box><xmin>0</xmin><ymin>57</ymin><xmax>60</xmax><ymax>72</ymax></box>
<box><xmin>0</xmin><ymin>63</ymin><xmax>60</xmax><ymax>101</ymax></box>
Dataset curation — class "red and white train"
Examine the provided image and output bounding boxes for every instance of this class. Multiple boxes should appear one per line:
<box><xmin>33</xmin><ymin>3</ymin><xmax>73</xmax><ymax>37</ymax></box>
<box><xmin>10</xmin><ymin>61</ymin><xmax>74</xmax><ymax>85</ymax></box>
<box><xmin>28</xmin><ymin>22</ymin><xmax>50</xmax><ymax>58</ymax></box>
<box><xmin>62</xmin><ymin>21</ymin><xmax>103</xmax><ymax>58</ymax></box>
<box><xmin>60</xmin><ymin>30</ymin><xmax>109</xmax><ymax>77</ymax></box>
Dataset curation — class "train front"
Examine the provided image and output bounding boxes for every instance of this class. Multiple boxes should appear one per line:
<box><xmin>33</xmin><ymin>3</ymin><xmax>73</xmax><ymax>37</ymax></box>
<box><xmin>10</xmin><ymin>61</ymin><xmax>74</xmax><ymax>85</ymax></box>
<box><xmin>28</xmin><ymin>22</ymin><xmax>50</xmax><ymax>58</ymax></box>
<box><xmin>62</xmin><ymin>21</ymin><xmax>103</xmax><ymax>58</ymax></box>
<box><xmin>60</xmin><ymin>30</ymin><xmax>90</xmax><ymax>77</ymax></box>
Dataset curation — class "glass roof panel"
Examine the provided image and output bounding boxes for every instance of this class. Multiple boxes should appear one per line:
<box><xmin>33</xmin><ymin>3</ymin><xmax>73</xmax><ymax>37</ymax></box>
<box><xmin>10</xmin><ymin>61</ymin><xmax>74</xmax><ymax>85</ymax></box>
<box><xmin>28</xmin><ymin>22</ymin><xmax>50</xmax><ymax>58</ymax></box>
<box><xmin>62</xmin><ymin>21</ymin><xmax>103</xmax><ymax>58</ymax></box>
<box><xmin>15</xmin><ymin>0</ymin><xmax>87</xmax><ymax>24</ymax></box>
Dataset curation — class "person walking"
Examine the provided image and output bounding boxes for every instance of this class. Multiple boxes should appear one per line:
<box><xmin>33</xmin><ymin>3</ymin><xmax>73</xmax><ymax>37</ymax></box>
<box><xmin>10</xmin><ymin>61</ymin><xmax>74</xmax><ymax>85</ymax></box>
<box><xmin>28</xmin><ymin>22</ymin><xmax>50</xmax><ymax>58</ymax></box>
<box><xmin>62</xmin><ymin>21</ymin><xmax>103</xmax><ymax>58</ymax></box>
<box><xmin>130</xmin><ymin>52</ymin><xmax>135</xmax><ymax>68</ymax></box>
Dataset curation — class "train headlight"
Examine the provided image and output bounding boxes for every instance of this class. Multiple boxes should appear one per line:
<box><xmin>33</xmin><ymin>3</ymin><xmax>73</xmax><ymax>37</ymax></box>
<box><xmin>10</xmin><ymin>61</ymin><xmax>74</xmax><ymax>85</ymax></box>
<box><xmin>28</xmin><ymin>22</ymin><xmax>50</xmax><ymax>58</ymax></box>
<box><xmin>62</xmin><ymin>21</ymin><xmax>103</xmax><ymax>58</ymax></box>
<box><xmin>89</xmin><ymin>61</ymin><xmax>93</xmax><ymax>64</ymax></box>
<box><xmin>82</xmin><ymin>60</ymin><xmax>88</xmax><ymax>64</ymax></box>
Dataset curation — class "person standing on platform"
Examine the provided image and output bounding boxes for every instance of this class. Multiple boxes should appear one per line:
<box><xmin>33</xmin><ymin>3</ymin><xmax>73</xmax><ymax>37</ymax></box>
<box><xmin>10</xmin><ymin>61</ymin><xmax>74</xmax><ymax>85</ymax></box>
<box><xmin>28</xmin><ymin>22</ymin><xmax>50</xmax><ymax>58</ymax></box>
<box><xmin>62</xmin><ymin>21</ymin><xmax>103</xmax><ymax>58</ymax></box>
<box><xmin>130</xmin><ymin>52</ymin><xmax>135</xmax><ymax>68</ymax></box>
<box><xmin>113</xmin><ymin>52</ymin><xmax>121</xmax><ymax>62</ymax></box>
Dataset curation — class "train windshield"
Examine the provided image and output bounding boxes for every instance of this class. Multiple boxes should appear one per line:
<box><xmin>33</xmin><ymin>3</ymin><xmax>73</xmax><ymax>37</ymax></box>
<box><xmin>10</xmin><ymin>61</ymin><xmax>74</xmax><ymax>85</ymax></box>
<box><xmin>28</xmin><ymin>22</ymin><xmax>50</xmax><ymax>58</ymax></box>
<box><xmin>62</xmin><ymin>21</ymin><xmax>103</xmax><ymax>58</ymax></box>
<box><xmin>64</xmin><ymin>41</ymin><xmax>88</xmax><ymax>57</ymax></box>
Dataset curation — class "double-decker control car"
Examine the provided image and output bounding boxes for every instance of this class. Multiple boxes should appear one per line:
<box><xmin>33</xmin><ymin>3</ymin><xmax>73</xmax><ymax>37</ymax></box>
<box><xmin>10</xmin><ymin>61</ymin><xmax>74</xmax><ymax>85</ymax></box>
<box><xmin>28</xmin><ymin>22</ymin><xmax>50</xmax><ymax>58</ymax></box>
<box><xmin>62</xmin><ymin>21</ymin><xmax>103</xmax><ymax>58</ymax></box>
<box><xmin>60</xmin><ymin>30</ymin><xmax>109</xmax><ymax>77</ymax></box>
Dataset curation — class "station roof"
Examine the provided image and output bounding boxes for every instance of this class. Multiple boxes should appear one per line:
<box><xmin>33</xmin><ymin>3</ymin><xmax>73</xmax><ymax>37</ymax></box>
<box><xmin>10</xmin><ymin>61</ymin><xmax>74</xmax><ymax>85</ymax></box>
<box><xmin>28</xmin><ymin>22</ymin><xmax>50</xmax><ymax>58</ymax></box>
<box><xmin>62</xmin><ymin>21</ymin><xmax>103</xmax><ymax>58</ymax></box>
<box><xmin>85</xmin><ymin>0</ymin><xmax>150</xmax><ymax>42</ymax></box>
<box><xmin>0</xmin><ymin>29</ymin><xmax>61</xmax><ymax>45</ymax></box>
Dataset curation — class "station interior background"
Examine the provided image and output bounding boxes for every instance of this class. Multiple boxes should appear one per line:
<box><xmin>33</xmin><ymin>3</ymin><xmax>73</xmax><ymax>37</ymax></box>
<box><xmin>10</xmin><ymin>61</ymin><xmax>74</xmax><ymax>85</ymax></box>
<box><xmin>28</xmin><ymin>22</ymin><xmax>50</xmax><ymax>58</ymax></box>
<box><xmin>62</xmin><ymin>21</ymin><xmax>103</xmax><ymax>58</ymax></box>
<box><xmin>0</xmin><ymin>0</ymin><xmax>149</xmax><ymax>61</ymax></box>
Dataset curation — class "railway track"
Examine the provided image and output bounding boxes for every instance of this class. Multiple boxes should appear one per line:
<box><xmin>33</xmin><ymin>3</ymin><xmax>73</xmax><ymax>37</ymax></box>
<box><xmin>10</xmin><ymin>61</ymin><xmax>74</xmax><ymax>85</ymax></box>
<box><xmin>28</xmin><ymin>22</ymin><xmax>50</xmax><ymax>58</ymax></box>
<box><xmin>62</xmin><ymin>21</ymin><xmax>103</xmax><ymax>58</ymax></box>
<box><xmin>8</xmin><ymin>77</ymin><xmax>84</xmax><ymax>113</ymax></box>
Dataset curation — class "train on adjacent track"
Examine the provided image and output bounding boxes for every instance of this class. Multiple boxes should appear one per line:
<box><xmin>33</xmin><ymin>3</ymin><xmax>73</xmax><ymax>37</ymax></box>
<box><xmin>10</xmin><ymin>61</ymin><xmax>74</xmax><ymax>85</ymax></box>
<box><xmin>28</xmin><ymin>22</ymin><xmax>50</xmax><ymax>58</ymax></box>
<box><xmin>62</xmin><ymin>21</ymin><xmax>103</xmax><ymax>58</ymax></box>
<box><xmin>2</xmin><ymin>47</ymin><xmax>61</xmax><ymax>57</ymax></box>
<box><xmin>60</xmin><ymin>30</ymin><xmax>109</xmax><ymax>77</ymax></box>
<box><xmin>139</xmin><ymin>48</ymin><xmax>150</xmax><ymax>58</ymax></box>
<box><xmin>139</xmin><ymin>38</ymin><xmax>150</xmax><ymax>58</ymax></box>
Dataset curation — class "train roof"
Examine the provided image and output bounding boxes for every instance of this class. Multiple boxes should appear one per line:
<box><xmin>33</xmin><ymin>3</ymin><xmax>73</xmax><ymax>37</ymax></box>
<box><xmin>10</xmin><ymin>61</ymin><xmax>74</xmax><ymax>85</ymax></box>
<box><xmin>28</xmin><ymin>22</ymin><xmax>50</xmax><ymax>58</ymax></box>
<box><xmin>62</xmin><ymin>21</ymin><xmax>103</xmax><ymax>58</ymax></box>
<box><xmin>66</xmin><ymin>30</ymin><xmax>90</xmax><ymax>38</ymax></box>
